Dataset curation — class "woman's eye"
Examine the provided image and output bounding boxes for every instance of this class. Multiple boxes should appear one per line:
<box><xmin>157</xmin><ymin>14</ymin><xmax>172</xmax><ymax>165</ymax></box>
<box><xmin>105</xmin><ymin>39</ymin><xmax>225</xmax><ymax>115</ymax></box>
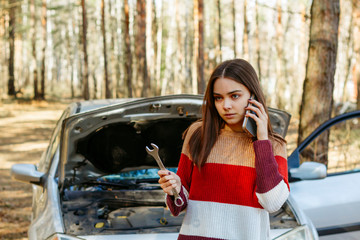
<box><xmin>232</xmin><ymin>94</ymin><xmax>240</xmax><ymax>99</ymax></box>
<box><xmin>214</xmin><ymin>96</ymin><xmax>222</xmax><ymax>101</ymax></box>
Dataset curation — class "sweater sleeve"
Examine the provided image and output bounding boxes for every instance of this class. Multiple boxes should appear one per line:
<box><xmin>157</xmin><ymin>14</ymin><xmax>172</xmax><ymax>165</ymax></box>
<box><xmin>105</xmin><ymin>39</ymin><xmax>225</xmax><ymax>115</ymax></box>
<box><xmin>165</xmin><ymin>122</ymin><xmax>199</xmax><ymax>216</ymax></box>
<box><xmin>253</xmin><ymin>139</ymin><xmax>289</xmax><ymax>213</ymax></box>
<box><xmin>166</xmin><ymin>153</ymin><xmax>193</xmax><ymax>216</ymax></box>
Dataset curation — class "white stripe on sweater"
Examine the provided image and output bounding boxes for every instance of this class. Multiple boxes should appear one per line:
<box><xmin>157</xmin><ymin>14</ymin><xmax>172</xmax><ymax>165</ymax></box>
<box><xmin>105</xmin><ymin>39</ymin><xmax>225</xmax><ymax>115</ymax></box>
<box><xmin>180</xmin><ymin>200</ymin><xmax>270</xmax><ymax>240</ymax></box>
<box><xmin>182</xmin><ymin>185</ymin><xmax>189</xmax><ymax>202</ymax></box>
<box><xmin>256</xmin><ymin>180</ymin><xmax>289</xmax><ymax>213</ymax></box>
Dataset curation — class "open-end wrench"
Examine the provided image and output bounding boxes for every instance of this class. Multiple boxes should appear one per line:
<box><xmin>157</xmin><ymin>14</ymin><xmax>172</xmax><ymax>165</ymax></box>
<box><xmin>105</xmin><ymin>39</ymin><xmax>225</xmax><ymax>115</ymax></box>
<box><xmin>145</xmin><ymin>143</ymin><xmax>184</xmax><ymax>207</ymax></box>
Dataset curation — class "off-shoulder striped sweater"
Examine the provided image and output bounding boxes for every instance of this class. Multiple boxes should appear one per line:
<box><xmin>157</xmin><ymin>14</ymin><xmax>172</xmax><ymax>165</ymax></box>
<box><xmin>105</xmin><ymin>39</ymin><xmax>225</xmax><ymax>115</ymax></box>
<box><xmin>166</xmin><ymin>122</ymin><xmax>290</xmax><ymax>240</ymax></box>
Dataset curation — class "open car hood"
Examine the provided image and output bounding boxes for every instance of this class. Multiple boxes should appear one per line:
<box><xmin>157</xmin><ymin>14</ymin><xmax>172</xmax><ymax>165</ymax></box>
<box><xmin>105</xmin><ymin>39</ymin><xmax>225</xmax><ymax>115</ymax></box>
<box><xmin>59</xmin><ymin>95</ymin><xmax>203</xmax><ymax>188</ymax></box>
<box><xmin>59</xmin><ymin>94</ymin><xmax>291</xmax><ymax>188</ymax></box>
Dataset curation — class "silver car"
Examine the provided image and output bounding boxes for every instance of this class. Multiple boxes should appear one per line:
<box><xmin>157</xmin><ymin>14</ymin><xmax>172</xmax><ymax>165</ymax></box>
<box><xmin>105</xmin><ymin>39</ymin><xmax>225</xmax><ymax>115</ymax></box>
<box><xmin>288</xmin><ymin>109</ymin><xmax>360</xmax><ymax>239</ymax></box>
<box><xmin>11</xmin><ymin>94</ymin><xmax>321</xmax><ymax>240</ymax></box>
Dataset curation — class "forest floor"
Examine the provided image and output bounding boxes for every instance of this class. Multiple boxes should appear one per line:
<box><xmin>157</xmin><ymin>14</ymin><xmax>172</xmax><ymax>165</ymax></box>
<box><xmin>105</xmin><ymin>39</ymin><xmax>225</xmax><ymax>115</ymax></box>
<box><xmin>0</xmin><ymin>100</ymin><xmax>68</xmax><ymax>240</ymax></box>
<box><xmin>0</xmin><ymin>99</ymin><xmax>299</xmax><ymax>239</ymax></box>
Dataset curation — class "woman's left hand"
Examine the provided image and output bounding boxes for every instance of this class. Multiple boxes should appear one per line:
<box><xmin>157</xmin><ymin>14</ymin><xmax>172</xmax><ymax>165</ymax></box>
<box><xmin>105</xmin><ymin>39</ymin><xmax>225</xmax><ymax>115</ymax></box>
<box><xmin>245</xmin><ymin>99</ymin><xmax>268</xmax><ymax>140</ymax></box>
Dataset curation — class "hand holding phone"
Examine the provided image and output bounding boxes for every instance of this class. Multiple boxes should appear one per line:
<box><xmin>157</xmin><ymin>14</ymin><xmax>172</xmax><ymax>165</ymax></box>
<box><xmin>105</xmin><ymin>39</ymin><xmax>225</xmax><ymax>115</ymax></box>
<box><xmin>242</xmin><ymin>94</ymin><xmax>257</xmax><ymax>137</ymax></box>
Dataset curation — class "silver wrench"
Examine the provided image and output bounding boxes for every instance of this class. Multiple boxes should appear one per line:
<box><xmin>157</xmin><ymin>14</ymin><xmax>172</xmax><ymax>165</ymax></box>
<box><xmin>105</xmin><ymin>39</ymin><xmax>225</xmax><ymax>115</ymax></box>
<box><xmin>145</xmin><ymin>143</ymin><xmax>184</xmax><ymax>207</ymax></box>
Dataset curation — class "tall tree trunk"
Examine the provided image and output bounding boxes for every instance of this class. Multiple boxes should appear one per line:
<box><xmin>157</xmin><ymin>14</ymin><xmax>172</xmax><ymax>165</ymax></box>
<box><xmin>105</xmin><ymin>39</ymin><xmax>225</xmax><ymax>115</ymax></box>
<box><xmin>174</xmin><ymin>0</ymin><xmax>182</xmax><ymax>94</ymax></box>
<box><xmin>70</xmin><ymin>3</ymin><xmax>78</xmax><ymax>98</ymax></box>
<box><xmin>92</xmin><ymin>69</ymin><xmax>98</xmax><ymax>99</ymax></box>
<box><xmin>117</xmin><ymin>3</ymin><xmax>123</xmax><ymax>98</ymax></box>
<box><xmin>108</xmin><ymin>0</ymin><xmax>115</xmax><ymax>97</ymax></box>
<box><xmin>196</xmin><ymin>0</ymin><xmax>204</xmax><ymax>94</ymax></box>
<box><xmin>161</xmin><ymin>2</ymin><xmax>175</xmax><ymax>95</ymax></box>
<box><xmin>354</xmin><ymin>63</ymin><xmax>360</xmax><ymax>109</ymax></box>
<box><xmin>193</xmin><ymin>0</ymin><xmax>198</xmax><ymax>94</ymax></box>
<box><xmin>151</xmin><ymin>0</ymin><xmax>158</xmax><ymax>95</ymax></box>
<box><xmin>341</xmin><ymin>1</ymin><xmax>354</xmax><ymax>102</ymax></box>
<box><xmin>255</xmin><ymin>0</ymin><xmax>261</xmax><ymax>82</ymax></box>
<box><xmin>1</xmin><ymin>5</ymin><xmax>5</xmax><ymax>96</ymax></box>
<box><xmin>123</xmin><ymin>0</ymin><xmax>132</xmax><ymax>97</ymax></box>
<box><xmin>21</xmin><ymin>3</ymin><xmax>29</xmax><ymax>89</ymax></box>
<box><xmin>110</xmin><ymin>1</ymin><xmax>122</xmax><ymax>98</ymax></box>
<box><xmin>242</xmin><ymin>0</ymin><xmax>249</xmax><ymax>60</ymax></box>
<box><xmin>7</xmin><ymin>0</ymin><xmax>16</xmax><ymax>96</ymax></box>
<box><xmin>216</xmin><ymin>0</ymin><xmax>222</xmax><ymax>62</ymax></box>
<box><xmin>185</xmin><ymin>4</ymin><xmax>192</xmax><ymax>93</ymax></box>
<box><xmin>146</xmin><ymin>0</ymin><xmax>153</xmax><ymax>96</ymax></box>
<box><xmin>275</xmin><ymin>0</ymin><xmax>283</xmax><ymax>108</ymax></box>
<box><xmin>281</xmin><ymin>4</ymin><xmax>292</xmax><ymax>109</ymax></box>
<box><xmin>39</xmin><ymin>0</ymin><xmax>47</xmax><ymax>100</ymax></box>
<box><xmin>136</xmin><ymin>0</ymin><xmax>149</xmax><ymax>97</ymax></box>
<box><xmin>101</xmin><ymin>0</ymin><xmax>110</xmax><ymax>98</ymax></box>
<box><xmin>30</xmin><ymin>0</ymin><xmax>39</xmax><ymax>99</ymax></box>
<box><xmin>342</xmin><ymin>3</ymin><xmax>354</xmax><ymax>102</ymax></box>
<box><xmin>155</xmin><ymin>0</ymin><xmax>163</xmax><ymax>95</ymax></box>
<box><xmin>353</xmin><ymin>0</ymin><xmax>360</xmax><ymax>109</ymax></box>
<box><xmin>81</xmin><ymin>0</ymin><xmax>90</xmax><ymax>100</ymax></box>
<box><xmin>274</xmin><ymin>0</ymin><xmax>289</xmax><ymax>109</ymax></box>
<box><xmin>232</xmin><ymin>0</ymin><xmax>236</xmax><ymax>58</ymax></box>
<box><xmin>70</xmin><ymin>64</ymin><xmax>74</xmax><ymax>98</ymax></box>
<box><xmin>298</xmin><ymin>0</ymin><xmax>340</xmax><ymax>166</ymax></box>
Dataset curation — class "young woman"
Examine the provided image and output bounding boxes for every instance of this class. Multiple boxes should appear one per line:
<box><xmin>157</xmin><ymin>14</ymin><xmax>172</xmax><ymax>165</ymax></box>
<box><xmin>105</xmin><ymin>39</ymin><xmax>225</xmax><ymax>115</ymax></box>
<box><xmin>158</xmin><ymin>59</ymin><xmax>289</xmax><ymax>240</ymax></box>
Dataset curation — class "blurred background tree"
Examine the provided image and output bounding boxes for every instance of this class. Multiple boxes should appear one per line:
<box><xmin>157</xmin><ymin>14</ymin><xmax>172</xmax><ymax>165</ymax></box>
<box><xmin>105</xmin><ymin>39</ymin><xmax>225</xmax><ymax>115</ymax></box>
<box><xmin>298</xmin><ymin>0</ymin><xmax>340</xmax><ymax>165</ymax></box>
<box><xmin>0</xmin><ymin>0</ymin><xmax>359</xmax><ymax>145</ymax></box>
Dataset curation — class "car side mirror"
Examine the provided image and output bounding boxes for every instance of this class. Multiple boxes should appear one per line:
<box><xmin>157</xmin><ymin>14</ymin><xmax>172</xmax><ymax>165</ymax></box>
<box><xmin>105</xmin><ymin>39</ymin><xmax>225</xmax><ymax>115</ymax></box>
<box><xmin>11</xmin><ymin>164</ymin><xmax>44</xmax><ymax>186</ymax></box>
<box><xmin>289</xmin><ymin>162</ymin><xmax>327</xmax><ymax>180</ymax></box>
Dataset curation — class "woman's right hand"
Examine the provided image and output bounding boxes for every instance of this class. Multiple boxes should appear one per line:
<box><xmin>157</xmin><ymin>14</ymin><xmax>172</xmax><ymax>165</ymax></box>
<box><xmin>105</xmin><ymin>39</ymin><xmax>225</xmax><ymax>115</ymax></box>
<box><xmin>158</xmin><ymin>170</ymin><xmax>182</xmax><ymax>195</ymax></box>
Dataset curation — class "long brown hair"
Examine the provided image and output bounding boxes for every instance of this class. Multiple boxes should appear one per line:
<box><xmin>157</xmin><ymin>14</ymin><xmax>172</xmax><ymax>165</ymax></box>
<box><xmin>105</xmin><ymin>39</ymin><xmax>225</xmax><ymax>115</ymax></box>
<box><xmin>186</xmin><ymin>59</ymin><xmax>285</xmax><ymax>169</ymax></box>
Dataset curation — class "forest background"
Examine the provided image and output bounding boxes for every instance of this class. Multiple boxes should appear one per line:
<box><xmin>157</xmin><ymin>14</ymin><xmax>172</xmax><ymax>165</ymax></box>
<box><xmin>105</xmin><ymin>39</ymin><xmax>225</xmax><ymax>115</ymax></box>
<box><xmin>1</xmin><ymin>0</ymin><xmax>360</xmax><ymax>146</ymax></box>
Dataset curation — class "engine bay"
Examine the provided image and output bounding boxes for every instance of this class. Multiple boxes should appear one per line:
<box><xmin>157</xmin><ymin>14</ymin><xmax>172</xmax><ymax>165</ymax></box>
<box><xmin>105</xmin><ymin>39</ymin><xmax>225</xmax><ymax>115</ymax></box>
<box><xmin>62</xmin><ymin>187</ymin><xmax>185</xmax><ymax>235</ymax></box>
<box><xmin>61</xmin><ymin>180</ymin><xmax>298</xmax><ymax>236</ymax></box>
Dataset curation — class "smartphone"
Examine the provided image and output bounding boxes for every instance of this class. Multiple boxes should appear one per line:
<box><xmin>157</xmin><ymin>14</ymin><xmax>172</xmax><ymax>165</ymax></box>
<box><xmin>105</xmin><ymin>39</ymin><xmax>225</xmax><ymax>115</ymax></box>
<box><xmin>242</xmin><ymin>94</ymin><xmax>257</xmax><ymax>137</ymax></box>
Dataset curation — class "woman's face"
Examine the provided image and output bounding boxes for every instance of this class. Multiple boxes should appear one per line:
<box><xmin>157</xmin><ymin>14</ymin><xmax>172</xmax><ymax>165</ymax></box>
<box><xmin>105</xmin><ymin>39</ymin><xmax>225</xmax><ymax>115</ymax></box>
<box><xmin>213</xmin><ymin>77</ymin><xmax>251</xmax><ymax>132</ymax></box>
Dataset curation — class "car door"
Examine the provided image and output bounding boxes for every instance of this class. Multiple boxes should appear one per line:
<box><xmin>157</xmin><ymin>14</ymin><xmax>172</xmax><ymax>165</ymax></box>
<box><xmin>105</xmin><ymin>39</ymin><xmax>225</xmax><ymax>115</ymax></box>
<box><xmin>289</xmin><ymin>110</ymin><xmax>360</xmax><ymax>239</ymax></box>
<box><xmin>32</xmin><ymin>108</ymin><xmax>70</xmax><ymax>219</ymax></box>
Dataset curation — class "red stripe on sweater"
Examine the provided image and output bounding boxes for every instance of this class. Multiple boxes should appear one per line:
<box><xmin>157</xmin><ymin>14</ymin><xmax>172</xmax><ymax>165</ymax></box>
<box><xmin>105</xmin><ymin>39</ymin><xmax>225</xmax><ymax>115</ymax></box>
<box><xmin>188</xmin><ymin>161</ymin><xmax>262</xmax><ymax>209</ymax></box>
<box><xmin>176</xmin><ymin>153</ymin><xmax>288</xmax><ymax>209</ymax></box>
<box><xmin>176</xmin><ymin>153</ymin><xmax>194</xmax><ymax>192</ymax></box>
<box><xmin>276</xmin><ymin>155</ymin><xmax>289</xmax><ymax>190</ymax></box>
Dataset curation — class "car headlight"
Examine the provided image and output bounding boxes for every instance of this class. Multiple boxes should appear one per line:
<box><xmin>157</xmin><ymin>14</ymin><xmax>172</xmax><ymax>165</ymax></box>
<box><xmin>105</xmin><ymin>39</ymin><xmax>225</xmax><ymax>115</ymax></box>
<box><xmin>46</xmin><ymin>233</ymin><xmax>85</xmax><ymax>240</ymax></box>
<box><xmin>274</xmin><ymin>225</ymin><xmax>314</xmax><ymax>240</ymax></box>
